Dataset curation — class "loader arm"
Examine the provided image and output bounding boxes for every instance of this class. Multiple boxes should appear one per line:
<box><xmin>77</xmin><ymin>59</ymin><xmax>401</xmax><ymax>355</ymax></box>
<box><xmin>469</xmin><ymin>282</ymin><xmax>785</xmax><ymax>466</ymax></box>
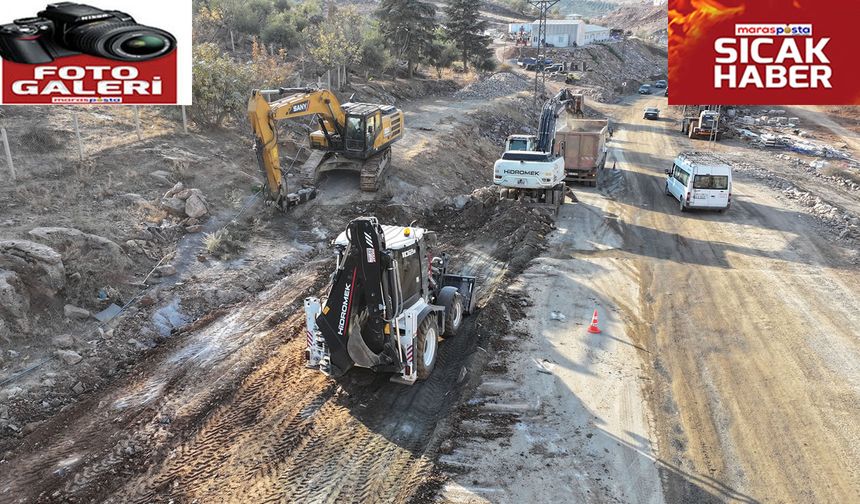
<box><xmin>247</xmin><ymin>88</ymin><xmax>348</xmax><ymax>207</ymax></box>
<box><xmin>313</xmin><ymin>218</ymin><xmax>396</xmax><ymax>376</ymax></box>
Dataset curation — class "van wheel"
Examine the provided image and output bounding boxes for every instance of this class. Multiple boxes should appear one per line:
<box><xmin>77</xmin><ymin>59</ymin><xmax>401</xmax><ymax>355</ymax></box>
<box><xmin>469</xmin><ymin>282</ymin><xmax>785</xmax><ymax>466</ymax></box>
<box><xmin>415</xmin><ymin>314</ymin><xmax>438</xmax><ymax>380</ymax></box>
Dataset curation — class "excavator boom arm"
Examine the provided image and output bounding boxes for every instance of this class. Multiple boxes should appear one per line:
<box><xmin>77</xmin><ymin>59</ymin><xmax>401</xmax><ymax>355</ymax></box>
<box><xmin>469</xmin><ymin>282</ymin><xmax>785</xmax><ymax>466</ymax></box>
<box><xmin>247</xmin><ymin>88</ymin><xmax>347</xmax><ymax>207</ymax></box>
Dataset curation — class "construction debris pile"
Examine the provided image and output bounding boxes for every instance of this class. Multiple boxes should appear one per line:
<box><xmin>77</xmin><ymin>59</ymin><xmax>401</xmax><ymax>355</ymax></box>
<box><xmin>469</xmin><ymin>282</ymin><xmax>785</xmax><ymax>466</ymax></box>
<box><xmin>726</xmin><ymin>108</ymin><xmax>853</xmax><ymax>160</ymax></box>
<box><xmin>453</xmin><ymin>72</ymin><xmax>532</xmax><ymax>100</ymax></box>
<box><xmin>513</xmin><ymin>39</ymin><xmax>667</xmax><ymax>103</ymax></box>
<box><xmin>728</xmin><ymin>156</ymin><xmax>860</xmax><ymax>244</ymax></box>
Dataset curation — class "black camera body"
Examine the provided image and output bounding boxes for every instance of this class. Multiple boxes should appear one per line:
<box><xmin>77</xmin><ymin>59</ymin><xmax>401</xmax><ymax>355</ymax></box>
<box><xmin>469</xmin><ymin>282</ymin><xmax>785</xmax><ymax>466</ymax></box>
<box><xmin>0</xmin><ymin>2</ymin><xmax>176</xmax><ymax>64</ymax></box>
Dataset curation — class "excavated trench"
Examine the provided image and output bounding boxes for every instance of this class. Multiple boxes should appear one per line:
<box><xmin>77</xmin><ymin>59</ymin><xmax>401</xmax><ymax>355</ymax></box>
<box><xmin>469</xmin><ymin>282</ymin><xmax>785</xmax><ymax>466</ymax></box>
<box><xmin>1</xmin><ymin>192</ymin><xmax>554</xmax><ymax>503</ymax></box>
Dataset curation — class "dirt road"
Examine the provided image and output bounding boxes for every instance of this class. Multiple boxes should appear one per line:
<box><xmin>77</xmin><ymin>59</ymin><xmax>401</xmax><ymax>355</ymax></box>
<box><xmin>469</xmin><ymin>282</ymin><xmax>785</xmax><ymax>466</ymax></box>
<box><xmin>442</xmin><ymin>95</ymin><xmax>860</xmax><ymax>503</ymax></box>
<box><xmin>605</xmin><ymin>97</ymin><xmax>860</xmax><ymax>502</ymax></box>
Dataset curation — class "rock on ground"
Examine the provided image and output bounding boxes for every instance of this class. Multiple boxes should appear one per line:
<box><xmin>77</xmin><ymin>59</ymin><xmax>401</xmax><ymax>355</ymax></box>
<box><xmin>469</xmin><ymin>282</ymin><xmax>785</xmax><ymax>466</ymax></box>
<box><xmin>161</xmin><ymin>197</ymin><xmax>188</xmax><ymax>217</ymax></box>
<box><xmin>63</xmin><ymin>304</ymin><xmax>91</xmax><ymax>320</ymax></box>
<box><xmin>0</xmin><ymin>240</ymin><xmax>65</xmax><ymax>296</ymax></box>
<box><xmin>0</xmin><ymin>270</ymin><xmax>30</xmax><ymax>333</ymax></box>
<box><xmin>28</xmin><ymin>227</ymin><xmax>128</xmax><ymax>274</ymax></box>
<box><xmin>185</xmin><ymin>191</ymin><xmax>209</xmax><ymax>219</ymax></box>
<box><xmin>55</xmin><ymin>349</ymin><xmax>83</xmax><ymax>366</ymax></box>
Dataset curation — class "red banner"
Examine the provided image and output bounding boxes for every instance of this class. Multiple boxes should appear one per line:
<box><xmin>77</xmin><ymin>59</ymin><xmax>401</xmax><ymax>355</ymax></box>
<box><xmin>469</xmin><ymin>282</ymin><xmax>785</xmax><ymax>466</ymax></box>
<box><xmin>1</xmin><ymin>52</ymin><xmax>177</xmax><ymax>105</ymax></box>
<box><xmin>668</xmin><ymin>0</ymin><xmax>860</xmax><ymax>105</ymax></box>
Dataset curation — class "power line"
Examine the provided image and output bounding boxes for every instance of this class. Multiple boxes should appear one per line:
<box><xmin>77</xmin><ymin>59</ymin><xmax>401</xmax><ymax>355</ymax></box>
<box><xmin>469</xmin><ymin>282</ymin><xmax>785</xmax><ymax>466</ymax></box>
<box><xmin>528</xmin><ymin>0</ymin><xmax>560</xmax><ymax>104</ymax></box>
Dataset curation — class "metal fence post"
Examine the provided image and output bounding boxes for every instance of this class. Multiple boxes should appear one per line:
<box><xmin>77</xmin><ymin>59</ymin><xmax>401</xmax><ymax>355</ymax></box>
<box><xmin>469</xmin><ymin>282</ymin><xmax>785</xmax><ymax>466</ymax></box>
<box><xmin>1</xmin><ymin>128</ymin><xmax>15</xmax><ymax>182</ymax></box>
<box><xmin>134</xmin><ymin>105</ymin><xmax>142</xmax><ymax>141</ymax></box>
<box><xmin>73</xmin><ymin>110</ymin><xmax>84</xmax><ymax>161</ymax></box>
<box><xmin>181</xmin><ymin>105</ymin><xmax>188</xmax><ymax>134</ymax></box>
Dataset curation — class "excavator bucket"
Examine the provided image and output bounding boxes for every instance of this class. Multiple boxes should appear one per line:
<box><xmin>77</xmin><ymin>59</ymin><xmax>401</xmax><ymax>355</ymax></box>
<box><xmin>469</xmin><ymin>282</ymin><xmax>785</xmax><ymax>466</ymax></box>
<box><xmin>442</xmin><ymin>274</ymin><xmax>478</xmax><ymax>314</ymax></box>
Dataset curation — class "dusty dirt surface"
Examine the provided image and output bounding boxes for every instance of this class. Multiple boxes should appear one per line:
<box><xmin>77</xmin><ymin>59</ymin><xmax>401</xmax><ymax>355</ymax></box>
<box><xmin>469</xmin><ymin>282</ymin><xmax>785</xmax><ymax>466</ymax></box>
<box><xmin>0</xmin><ymin>79</ymin><xmax>559</xmax><ymax>503</ymax></box>
<box><xmin>438</xmin><ymin>94</ymin><xmax>860</xmax><ymax>503</ymax></box>
<box><xmin>605</xmin><ymin>96</ymin><xmax>860</xmax><ymax>502</ymax></box>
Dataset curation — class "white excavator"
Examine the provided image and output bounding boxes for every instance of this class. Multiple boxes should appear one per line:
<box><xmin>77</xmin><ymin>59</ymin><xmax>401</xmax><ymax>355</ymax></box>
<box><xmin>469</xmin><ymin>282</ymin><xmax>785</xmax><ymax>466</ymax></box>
<box><xmin>493</xmin><ymin>89</ymin><xmax>579</xmax><ymax>211</ymax></box>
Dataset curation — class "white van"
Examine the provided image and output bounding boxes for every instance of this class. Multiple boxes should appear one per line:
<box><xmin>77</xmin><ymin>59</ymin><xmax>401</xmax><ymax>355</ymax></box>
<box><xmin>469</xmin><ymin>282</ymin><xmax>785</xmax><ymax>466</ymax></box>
<box><xmin>664</xmin><ymin>152</ymin><xmax>732</xmax><ymax>212</ymax></box>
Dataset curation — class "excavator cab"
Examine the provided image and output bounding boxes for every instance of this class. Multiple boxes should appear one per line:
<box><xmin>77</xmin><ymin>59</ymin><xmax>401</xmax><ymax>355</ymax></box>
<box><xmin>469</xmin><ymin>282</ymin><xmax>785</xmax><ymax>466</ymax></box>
<box><xmin>344</xmin><ymin>114</ymin><xmax>367</xmax><ymax>153</ymax></box>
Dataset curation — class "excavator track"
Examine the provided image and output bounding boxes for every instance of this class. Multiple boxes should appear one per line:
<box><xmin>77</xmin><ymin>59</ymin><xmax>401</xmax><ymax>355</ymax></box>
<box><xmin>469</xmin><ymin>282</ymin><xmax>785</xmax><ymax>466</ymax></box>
<box><xmin>359</xmin><ymin>148</ymin><xmax>391</xmax><ymax>192</ymax></box>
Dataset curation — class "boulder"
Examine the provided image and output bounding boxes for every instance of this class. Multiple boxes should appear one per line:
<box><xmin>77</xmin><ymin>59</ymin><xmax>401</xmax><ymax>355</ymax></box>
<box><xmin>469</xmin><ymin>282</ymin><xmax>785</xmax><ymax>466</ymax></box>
<box><xmin>0</xmin><ymin>270</ymin><xmax>30</xmax><ymax>333</ymax></box>
<box><xmin>185</xmin><ymin>193</ymin><xmax>209</xmax><ymax>219</ymax></box>
<box><xmin>160</xmin><ymin>197</ymin><xmax>187</xmax><ymax>217</ymax></box>
<box><xmin>0</xmin><ymin>240</ymin><xmax>65</xmax><ymax>295</ymax></box>
<box><xmin>155</xmin><ymin>264</ymin><xmax>177</xmax><ymax>277</ymax></box>
<box><xmin>28</xmin><ymin>228</ymin><xmax>128</xmax><ymax>274</ymax></box>
<box><xmin>55</xmin><ymin>349</ymin><xmax>83</xmax><ymax>365</ymax></box>
<box><xmin>64</xmin><ymin>304</ymin><xmax>91</xmax><ymax>320</ymax></box>
<box><xmin>164</xmin><ymin>181</ymin><xmax>185</xmax><ymax>199</ymax></box>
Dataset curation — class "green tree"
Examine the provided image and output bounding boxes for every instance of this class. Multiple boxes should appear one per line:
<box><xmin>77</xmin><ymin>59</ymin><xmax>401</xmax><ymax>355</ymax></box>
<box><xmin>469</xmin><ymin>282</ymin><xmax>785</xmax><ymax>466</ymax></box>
<box><xmin>262</xmin><ymin>11</ymin><xmax>300</xmax><ymax>49</ymax></box>
<box><xmin>443</xmin><ymin>0</ymin><xmax>492</xmax><ymax>71</ymax></box>
<box><xmin>190</xmin><ymin>43</ymin><xmax>253</xmax><ymax>127</ymax></box>
<box><xmin>309</xmin><ymin>6</ymin><xmax>365</xmax><ymax>87</ymax></box>
<box><xmin>376</xmin><ymin>0</ymin><xmax>436</xmax><ymax>78</ymax></box>
<box><xmin>425</xmin><ymin>30</ymin><xmax>458</xmax><ymax>78</ymax></box>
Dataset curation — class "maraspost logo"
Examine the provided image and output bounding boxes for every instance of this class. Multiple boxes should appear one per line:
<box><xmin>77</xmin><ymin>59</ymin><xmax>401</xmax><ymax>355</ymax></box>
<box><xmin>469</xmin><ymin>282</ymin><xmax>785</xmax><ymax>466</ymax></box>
<box><xmin>668</xmin><ymin>1</ymin><xmax>860</xmax><ymax>105</ymax></box>
<box><xmin>0</xmin><ymin>1</ymin><xmax>192</xmax><ymax>105</ymax></box>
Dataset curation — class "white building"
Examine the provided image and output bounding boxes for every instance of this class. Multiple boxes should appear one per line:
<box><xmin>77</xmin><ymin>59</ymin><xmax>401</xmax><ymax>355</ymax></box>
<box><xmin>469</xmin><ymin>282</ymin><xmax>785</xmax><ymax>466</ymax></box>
<box><xmin>529</xmin><ymin>19</ymin><xmax>610</xmax><ymax>47</ymax></box>
<box><xmin>583</xmin><ymin>24</ymin><xmax>611</xmax><ymax>44</ymax></box>
<box><xmin>508</xmin><ymin>23</ymin><xmax>533</xmax><ymax>34</ymax></box>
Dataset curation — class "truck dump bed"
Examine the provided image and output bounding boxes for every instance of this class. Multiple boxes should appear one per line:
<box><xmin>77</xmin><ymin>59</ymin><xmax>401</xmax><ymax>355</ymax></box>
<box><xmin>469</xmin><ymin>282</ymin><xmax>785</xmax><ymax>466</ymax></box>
<box><xmin>554</xmin><ymin>117</ymin><xmax>608</xmax><ymax>185</ymax></box>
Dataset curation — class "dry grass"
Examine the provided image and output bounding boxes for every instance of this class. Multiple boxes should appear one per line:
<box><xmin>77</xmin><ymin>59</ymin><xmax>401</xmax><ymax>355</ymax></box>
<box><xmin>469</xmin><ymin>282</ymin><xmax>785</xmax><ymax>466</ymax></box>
<box><xmin>203</xmin><ymin>227</ymin><xmax>246</xmax><ymax>259</ymax></box>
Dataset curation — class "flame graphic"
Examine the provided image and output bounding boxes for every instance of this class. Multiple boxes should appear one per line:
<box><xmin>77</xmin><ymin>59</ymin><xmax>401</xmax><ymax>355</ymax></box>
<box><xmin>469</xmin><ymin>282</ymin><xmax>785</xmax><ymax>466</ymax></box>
<box><xmin>668</xmin><ymin>0</ymin><xmax>809</xmax><ymax>94</ymax></box>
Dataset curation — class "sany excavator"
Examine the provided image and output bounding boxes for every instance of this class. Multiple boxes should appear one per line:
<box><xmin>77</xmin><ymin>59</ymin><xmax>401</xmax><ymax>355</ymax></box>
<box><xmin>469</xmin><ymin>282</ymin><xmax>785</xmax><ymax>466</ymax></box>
<box><xmin>247</xmin><ymin>88</ymin><xmax>404</xmax><ymax>209</ymax></box>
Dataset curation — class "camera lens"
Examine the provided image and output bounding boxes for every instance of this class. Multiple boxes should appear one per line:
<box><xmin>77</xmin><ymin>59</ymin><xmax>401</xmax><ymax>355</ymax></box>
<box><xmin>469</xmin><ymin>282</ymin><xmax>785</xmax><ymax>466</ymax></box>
<box><xmin>119</xmin><ymin>35</ymin><xmax>167</xmax><ymax>56</ymax></box>
<box><xmin>65</xmin><ymin>21</ymin><xmax>175</xmax><ymax>61</ymax></box>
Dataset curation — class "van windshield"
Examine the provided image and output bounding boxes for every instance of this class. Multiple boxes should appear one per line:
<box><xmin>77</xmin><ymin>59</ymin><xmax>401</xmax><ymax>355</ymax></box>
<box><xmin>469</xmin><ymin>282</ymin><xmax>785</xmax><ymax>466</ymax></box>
<box><xmin>693</xmin><ymin>175</ymin><xmax>729</xmax><ymax>190</ymax></box>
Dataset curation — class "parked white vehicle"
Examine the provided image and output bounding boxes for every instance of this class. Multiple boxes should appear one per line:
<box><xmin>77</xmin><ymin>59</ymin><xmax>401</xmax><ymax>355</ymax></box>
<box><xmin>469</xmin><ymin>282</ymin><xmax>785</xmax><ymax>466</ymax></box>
<box><xmin>664</xmin><ymin>152</ymin><xmax>732</xmax><ymax>212</ymax></box>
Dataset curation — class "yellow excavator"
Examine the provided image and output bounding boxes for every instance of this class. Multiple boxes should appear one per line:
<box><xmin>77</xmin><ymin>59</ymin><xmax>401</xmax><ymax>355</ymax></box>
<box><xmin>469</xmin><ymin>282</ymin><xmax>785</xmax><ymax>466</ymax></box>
<box><xmin>247</xmin><ymin>87</ymin><xmax>404</xmax><ymax>209</ymax></box>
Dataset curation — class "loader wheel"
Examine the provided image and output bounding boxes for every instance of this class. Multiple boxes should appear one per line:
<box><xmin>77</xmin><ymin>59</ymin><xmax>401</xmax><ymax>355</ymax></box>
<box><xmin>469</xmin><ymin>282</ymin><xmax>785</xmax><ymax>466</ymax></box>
<box><xmin>416</xmin><ymin>314</ymin><xmax>439</xmax><ymax>380</ymax></box>
<box><xmin>443</xmin><ymin>292</ymin><xmax>464</xmax><ymax>338</ymax></box>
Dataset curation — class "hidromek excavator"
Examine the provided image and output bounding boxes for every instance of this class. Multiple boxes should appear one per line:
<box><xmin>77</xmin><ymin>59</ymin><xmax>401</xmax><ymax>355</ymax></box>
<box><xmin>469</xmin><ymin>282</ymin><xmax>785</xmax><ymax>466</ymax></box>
<box><xmin>247</xmin><ymin>88</ymin><xmax>404</xmax><ymax>210</ymax></box>
<box><xmin>492</xmin><ymin>89</ymin><xmax>580</xmax><ymax>211</ymax></box>
<box><xmin>304</xmin><ymin>217</ymin><xmax>477</xmax><ymax>384</ymax></box>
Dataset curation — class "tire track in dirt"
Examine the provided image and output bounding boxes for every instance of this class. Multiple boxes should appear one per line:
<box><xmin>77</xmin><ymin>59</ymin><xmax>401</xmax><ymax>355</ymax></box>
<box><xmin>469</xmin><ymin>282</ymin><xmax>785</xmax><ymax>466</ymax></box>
<box><xmin>91</xmin><ymin>244</ymin><xmax>511</xmax><ymax>504</ymax></box>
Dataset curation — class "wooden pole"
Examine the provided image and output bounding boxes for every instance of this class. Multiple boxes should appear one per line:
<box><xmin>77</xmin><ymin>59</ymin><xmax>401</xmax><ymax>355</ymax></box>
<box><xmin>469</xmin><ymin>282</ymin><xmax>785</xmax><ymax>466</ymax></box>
<box><xmin>1</xmin><ymin>128</ymin><xmax>15</xmax><ymax>182</ymax></box>
<box><xmin>134</xmin><ymin>106</ymin><xmax>142</xmax><ymax>141</ymax></box>
<box><xmin>181</xmin><ymin>105</ymin><xmax>188</xmax><ymax>134</ymax></box>
<box><xmin>73</xmin><ymin>111</ymin><xmax>84</xmax><ymax>161</ymax></box>
<box><xmin>230</xmin><ymin>30</ymin><xmax>235</xmax><ymax>51</ymax></box>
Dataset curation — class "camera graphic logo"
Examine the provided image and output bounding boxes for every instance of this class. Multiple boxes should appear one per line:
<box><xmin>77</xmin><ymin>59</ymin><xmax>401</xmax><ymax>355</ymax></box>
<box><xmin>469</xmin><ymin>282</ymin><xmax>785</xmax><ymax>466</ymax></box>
<box><xmin>0</xmin><ymin>2</ymin><xmax>176</xmax><ymax>64</ymax></box>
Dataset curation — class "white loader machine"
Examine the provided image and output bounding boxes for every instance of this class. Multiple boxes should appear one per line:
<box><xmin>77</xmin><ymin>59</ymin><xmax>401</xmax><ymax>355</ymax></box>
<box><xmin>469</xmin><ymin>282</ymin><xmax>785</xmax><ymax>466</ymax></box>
<box><xmin>304</xmin><ymin>217</ymin><xmax>477</xmax><ymax>384</ymax></box>
<box><xmin>493</xmin><ymin>89</ymin><xmax>578</xmax><ymax>211</ymax></box>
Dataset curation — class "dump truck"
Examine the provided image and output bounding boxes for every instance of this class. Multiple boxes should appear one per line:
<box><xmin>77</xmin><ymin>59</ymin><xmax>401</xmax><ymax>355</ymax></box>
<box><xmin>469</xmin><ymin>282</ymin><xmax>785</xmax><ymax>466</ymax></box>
<box><xmin>554</xmin><ymin>117</ymin><xmax>608</xmax><ymax>187</ymax></box>
<box><xmin>681</xmin><ymin>105</ymin><xmax>721</xmax><ymax>141</ymax></box>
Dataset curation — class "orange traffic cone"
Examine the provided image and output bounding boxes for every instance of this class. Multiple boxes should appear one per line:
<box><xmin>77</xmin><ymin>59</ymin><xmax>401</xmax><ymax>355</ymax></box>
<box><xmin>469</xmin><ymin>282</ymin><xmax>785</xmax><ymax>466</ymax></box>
<box><xmin>587</xmin><ymin>308</ymin><xmax>602</xmax><ymax>334</ymax></box>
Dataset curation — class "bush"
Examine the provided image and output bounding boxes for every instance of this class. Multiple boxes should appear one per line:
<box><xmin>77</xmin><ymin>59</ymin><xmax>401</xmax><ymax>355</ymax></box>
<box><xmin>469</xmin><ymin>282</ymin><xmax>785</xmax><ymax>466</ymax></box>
<box><xmin>190</xmin><ymin>43</ymin><xmax>253</xmax><ymax>128</ymax></box>
<box><xmin>262</xmin><ymin>11</ymin><xmax>300</xmax><ymax>49</ymax></box>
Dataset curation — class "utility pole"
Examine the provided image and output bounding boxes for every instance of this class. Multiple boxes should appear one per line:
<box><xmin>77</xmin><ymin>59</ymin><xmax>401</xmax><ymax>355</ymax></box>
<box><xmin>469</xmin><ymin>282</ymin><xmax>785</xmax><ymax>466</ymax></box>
<box><xmin>528</xmin><ymin>0</ymin><xmax>560</xmax><ymax>104</ymax></box>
